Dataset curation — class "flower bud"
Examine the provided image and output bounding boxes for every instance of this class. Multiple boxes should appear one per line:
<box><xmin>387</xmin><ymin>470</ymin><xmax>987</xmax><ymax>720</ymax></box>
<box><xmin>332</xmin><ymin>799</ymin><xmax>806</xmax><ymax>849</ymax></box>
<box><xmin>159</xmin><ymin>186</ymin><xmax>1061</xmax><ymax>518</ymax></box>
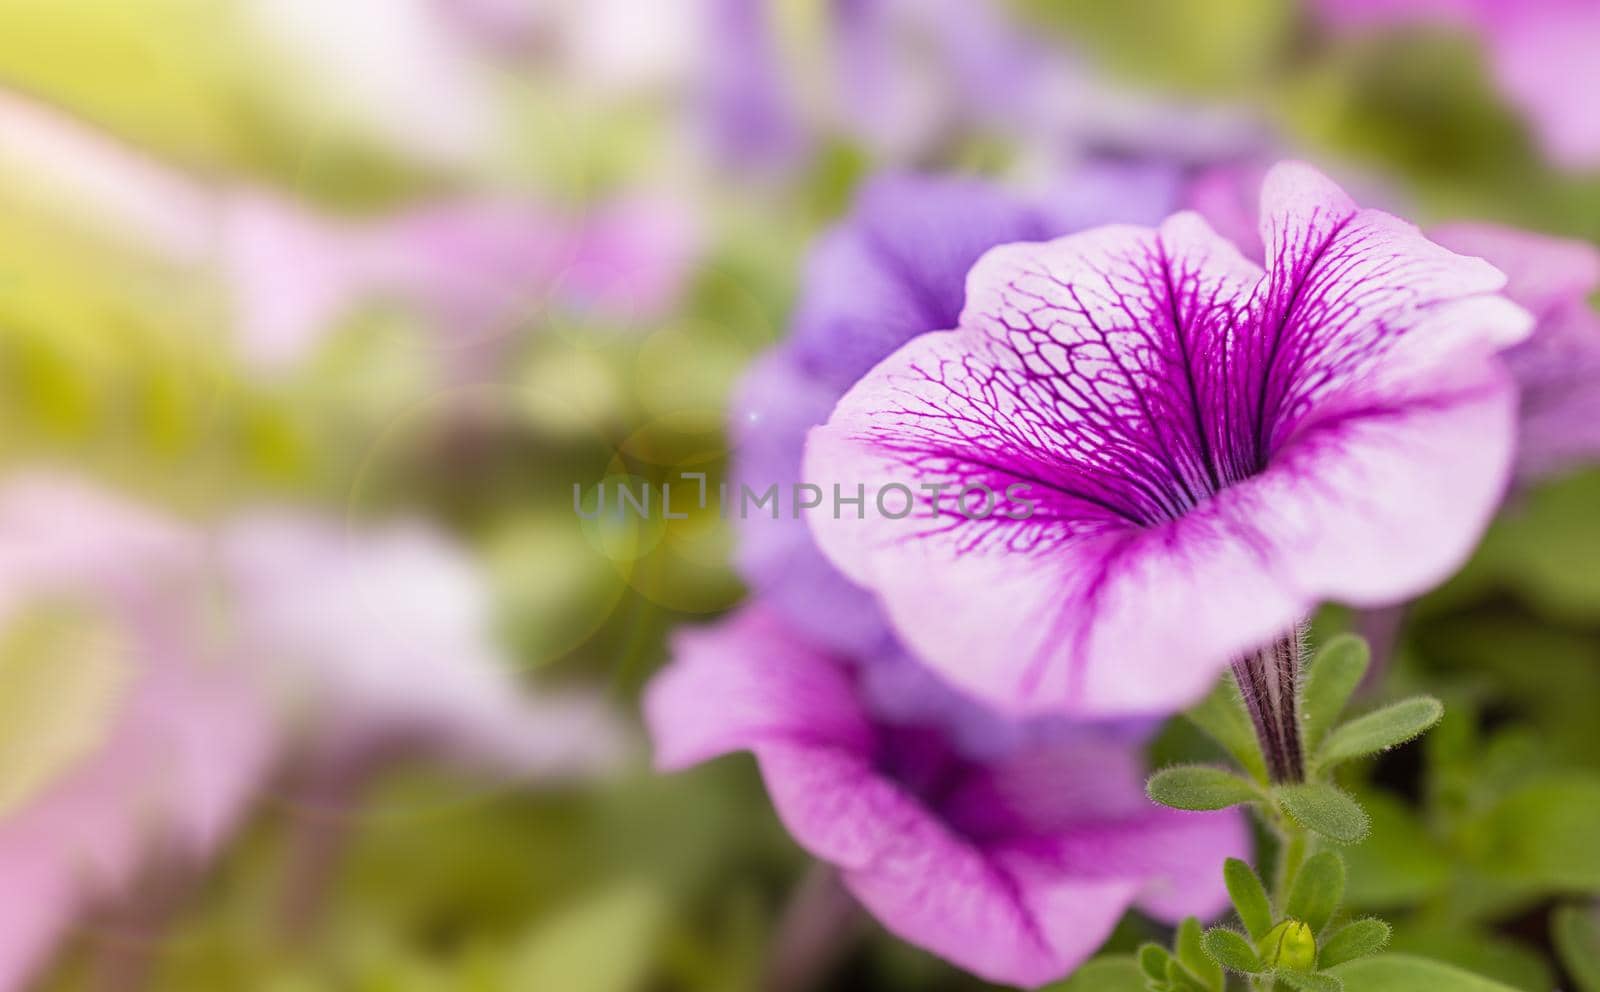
<box><xmin>1258</xmin><ymin>919</ymin><xmax>1317</xmax><ymax>972</ymax></box>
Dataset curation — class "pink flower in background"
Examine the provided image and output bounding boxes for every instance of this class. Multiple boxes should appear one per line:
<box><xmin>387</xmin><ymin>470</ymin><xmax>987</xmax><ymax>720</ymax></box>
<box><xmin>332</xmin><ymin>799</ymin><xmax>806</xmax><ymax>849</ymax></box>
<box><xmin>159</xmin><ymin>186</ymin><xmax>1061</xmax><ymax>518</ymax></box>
<box><xmin>1429</xmin><ymin>224</ymin><xmax>1600</xmax><ymax>484</ymax></box>
<box><xmin>221</xmin><ymin>192</ymin><xmax>699</xmax><ymax>373</ymax></box>
<box><xmin>0</xmin><ymin>89</ymin><xmax>700</xmax><ymax>376</ymax></box>
<box><xmin>221</xmin><ymin>514</ymin><xmax>626</xmax><ymax>779</ymax></box>
<box><xmin>1314</xmin><ymin>0</ymin><xmax>1600</xmax><ymax>170</ymax></box>
<box><xmin>645</xmin><ymin>606</ymin><xmax>1244</xmax><ymax>987</ymax></box>
<box><xmin>0</xmin><ymin>476</ymin><xmax>274</xmax><ymax>992</ymax></box>
<box><xmin>804</xmin><ymin>162</ymin><xmax>1530</xmax><ymax>716</ymax></box>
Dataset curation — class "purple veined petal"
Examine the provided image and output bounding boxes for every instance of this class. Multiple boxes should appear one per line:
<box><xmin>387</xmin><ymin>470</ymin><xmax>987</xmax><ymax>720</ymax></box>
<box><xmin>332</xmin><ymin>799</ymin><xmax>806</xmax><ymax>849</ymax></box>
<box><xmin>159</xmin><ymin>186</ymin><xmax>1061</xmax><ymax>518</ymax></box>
<box><xmin>758</xmin><ymin>739</ymin><xmax>1145</xmax><ymax>988</ymax></box>
<box><xmin>644</xmin><ymin>605</ymin><xmax>1248</xmax><ymax>987</ymax></box>
<box><xmin>644</xmin><ymin>605</ymin><xmax>875</xmax><ymax>770</ymax></box>
<box><xmin>1432</xmin><ymin>223</ymin><xmax>1600</xmax><ymax>483</ymax></box>
<box><xmin>805</xmin><ymin>161</ymin><xmax>1532</xmax><ymax>715</ymax></box>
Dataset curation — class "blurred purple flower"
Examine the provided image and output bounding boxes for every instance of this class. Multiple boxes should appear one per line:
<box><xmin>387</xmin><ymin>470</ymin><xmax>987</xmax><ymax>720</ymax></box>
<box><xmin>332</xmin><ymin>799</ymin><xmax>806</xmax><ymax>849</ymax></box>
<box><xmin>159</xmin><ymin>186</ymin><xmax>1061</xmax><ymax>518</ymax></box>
<box><xmin>0</xmin><ymin>475</ymin><xmax>274</xmax><ymax>992</ymax></box>
<box><xmin>0</xmin><ymin>89</ymin><xmax>698</xmax><ymax>376</ymax></box>
<box><xmin>221</xmin><ymin>191</ymin><xmax>698</xmax><ymax>373</ymax></box>
<box><xmin>645</xmin><ymin>605</ymin><xmax>1244</xmax><ymax>987</ymax></box>
<box><xmin>220</xmin><ymin>513</ymin><xmax>626</xmax><ymax>779</ymax></box>
<box><xmin>1430</xmin><ymin>224</ymin><xmax>1600</xmax><ymax>483</ymax></box>
<box><xmin>804</xmin><ymin>162</ymin><xmax>1531</xmax><ymax>715</ymax></box>
<box><xmin>695</xmin><ymin>0</ymin><xmax>1264</xmax><ymax>174</ymax></box>
<box><xmin>732</xmin><ymin>171</ymin><xmax>1186</xmax><ymax>659</ymax></box>
<box><xmin>1314</xmin><ymin>0</ymin><xmax>1600</xmax><ymax>170</ymax></box>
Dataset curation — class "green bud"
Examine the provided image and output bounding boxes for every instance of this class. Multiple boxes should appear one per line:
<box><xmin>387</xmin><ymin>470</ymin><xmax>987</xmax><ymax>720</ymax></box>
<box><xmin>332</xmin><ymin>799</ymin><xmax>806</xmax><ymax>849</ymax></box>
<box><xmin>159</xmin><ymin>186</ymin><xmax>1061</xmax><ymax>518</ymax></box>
<box><xmin>1258</xmin><ymin>919</ymin><xmax>1317</xmax><ymax>972</ymax></box>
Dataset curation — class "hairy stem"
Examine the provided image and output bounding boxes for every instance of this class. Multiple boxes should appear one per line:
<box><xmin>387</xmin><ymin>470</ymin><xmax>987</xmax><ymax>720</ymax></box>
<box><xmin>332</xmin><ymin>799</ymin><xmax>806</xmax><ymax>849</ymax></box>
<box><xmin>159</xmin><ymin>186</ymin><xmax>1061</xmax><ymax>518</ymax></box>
<box><xmin>1230</xmin><ymin>633</ymin><xmax>1305</xmax><ymax>784</ymax></box>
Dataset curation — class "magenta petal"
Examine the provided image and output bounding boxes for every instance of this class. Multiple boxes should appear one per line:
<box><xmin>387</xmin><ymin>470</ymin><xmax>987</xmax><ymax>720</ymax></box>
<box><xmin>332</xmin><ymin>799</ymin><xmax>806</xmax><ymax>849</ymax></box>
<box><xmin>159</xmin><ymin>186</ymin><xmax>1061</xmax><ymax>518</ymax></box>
<box><xmin>644</xmin><ymin>606</ymin><xmax>874</xmax><ymax>770</ymax></box>
<box><xmin>805</xmin><ymin>162</ymin><xmax>1531</xmax><ymax>715</ymax></box>
<box><xmin>645</xmin><ymin>607</ymin><xmax>1248</xmax><ymax>987</ymax></box>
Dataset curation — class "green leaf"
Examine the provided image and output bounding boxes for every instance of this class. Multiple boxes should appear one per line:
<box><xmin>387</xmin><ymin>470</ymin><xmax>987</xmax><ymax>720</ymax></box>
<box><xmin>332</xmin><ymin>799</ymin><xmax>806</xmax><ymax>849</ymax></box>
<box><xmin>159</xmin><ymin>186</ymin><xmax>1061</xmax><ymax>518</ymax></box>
<box><xmin>1301</xmin><ymin>634</ymin><xmax>1369</xmax><ymax>751</ymax></box>
<box><xmin>1185</xmin><ymin>677</ymin><xmax>1268</xmax><ymax>781</ymax></box>
<box><xmin>1276</xmin><ymin>783</ymin><xmax>1371</xmax><ymax>844</ymax></box>
<box><xmin>1278</xmin><ymin>972</ymin><xmax>1343</xmax><ymax>992</ymax></box>
<box><xmin>1223</xmin><ymin>857</ymin><xmax>1273</xmax><ymax>940</ymax></box>
<box><xmin>1553</xmin><ymin>905</ymin><xmax>1600</xmax><ymax>992</ymax></box>
<box><xmin>1475</xmin><ymin>773</ymin><xmax>1600</xmax><ymax>890</ymax></box>
<box><xmin>1201</xmin><ymin>927</ymin><xmax>1262</xmax><ymax>974</ymax></box>
<box><xmin>1286</xmin><ymin>852</ymin><xmax>1345</xmax><ymax>934</ymax></box>
<box><xmin>1147</xmin><ymin>765</ymin><xmax>1262</xmax><ymax>811</ymax></box>
<box><xmin>1318</xmin><ymin>918</ymin><xmax>1391</xmax><ymax>969</ymax></box>
<box><xmin>1176</xmin><ymin>916</ymin><xmax>1224</xmax><ymax>990</ymax></box>
<box><xmin>1137</xmin><ymin>942</ymin><xmax>1173</xmax><ymax>981</ymax></box>
<box><xmin>1318</xmin><ymin>697</ymin><xmax>1444</xmax><ymax>768</ymax></box>
<box><xmin>1047</xmin><ymin>955</ymin><xmax>1147</xmax><ymax>991</ymax></box>
<box><xmin>1328</xmin><ymin>953</ymin><xmax>1522</xmax><ymax>990</ymax></box>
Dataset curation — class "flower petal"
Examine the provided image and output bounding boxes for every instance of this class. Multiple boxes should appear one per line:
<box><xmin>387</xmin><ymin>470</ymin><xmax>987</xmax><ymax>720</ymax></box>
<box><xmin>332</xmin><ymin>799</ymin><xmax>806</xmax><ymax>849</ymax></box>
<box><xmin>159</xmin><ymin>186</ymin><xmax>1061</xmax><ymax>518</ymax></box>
<box><xmin>643</xmin><ymin>606</ymin><xmax>873</xmax><ymax>770</ymax></box>
<box><xmin>806</xmin><ymin>164</ymin><xmax>1530</xmax><ymax>714</ymax></box>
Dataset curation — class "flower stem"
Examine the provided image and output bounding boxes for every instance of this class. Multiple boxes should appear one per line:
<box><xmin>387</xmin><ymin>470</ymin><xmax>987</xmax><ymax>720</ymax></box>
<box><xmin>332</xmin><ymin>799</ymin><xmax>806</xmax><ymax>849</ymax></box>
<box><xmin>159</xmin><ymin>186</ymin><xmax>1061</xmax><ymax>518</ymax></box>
<box><xmin>1230</xmin><ymin>633</ymin><xmax>1305</xmax><ymax>784</ymax></box>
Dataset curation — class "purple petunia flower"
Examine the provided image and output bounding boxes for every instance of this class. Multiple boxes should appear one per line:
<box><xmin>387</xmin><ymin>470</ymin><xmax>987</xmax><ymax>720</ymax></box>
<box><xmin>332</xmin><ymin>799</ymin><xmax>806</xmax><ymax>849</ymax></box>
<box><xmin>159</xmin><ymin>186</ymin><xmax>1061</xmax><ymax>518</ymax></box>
<box><xmin>732</xmin><ymin>170</ymin><xmax>1188</xmax><ymax>659</ymax></box>
<box><xmin>803</xmin><ymin>162</ymin><xmax>1532</xmax><ymax>716</ymax></box>
<box><xmin>1185</xmin><ymin>164</ymin><xmax>1600</xmax><ymax>489</ymax></box>
<box><xmin>644</xmin><ymin>605</ymin><xmax>1245</xmax><ymax>987</ymax></box>
<box><xmin>1428</xmin><ymin>224</ymin><xmax>1600</xmax><ymax>484</ymax></box>
<box><xmin>1314</xmin><ymin>0</ymin><xmax>1600</xmax><ymax>170</ymax></box>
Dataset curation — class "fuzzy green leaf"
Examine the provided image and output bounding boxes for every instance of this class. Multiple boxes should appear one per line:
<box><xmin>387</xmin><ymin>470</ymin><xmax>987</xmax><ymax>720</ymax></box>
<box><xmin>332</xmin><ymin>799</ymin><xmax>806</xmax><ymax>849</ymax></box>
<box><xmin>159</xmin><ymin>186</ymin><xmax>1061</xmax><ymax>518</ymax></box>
<box><xmin>1301</xmin><ymin>634</ymin><xmax>1370</xmax><ymax>751</ymax></box>
<box><xmin>1553</xmin><ymin>905</ymin><xmax>1600</xmax><ymax>992</ymax></box>
<box><xmin>1328</xmin><ymin>954</ymin><xmax>1522</xmax><ymax>990</ymax></box>
<box><xmin>1318</xmin><ymin>918</ymin><xmax>1391</xmax><ymax>970</ymax></box>
<box><xmin>1223</xmin><ymin>857</ymin><xmax>1273</xmax><ymax>940</ymax></box>
<box><xmin>1047</xmin><ymin>955</ymin><xmax>1147</xmax><ymax>991</ymax></box>
<box><xmin>1148</xmin><ymin>765</ymin><xmax>1262</xmax><ymax>811</ymax></box>
<box><xmin>1137</xmin><ymin>942</ymin><xmax>1173</xmax><ymax>981</ymax></box>
<box><xmin>1276</xmin><ymin>783</ymin><xmax>1371</xmax><ymax>844</ymax></box>
<box><xmin>1176</xmin><ymin>916</ymin><xmax>1224</xmax><ymax>990</ymax></box>
<box><xmin>1201</xmin><ymin>928</ymin><xmax>1262</xmax><ymax>974</ymax></box>
<box><xmin>1185</xmin><ymin>678</ymin><xmax>1268</xmax><ymax>782</ymax></box>
<box><xmin>1286</xmin><ymin>852</ymin><xmax>1346</xmax><ymax>934</ymax></box>
<box><xmin>1278</xmin><ymin>972</ymin><xmax>1343</xmax><ymax>992</ymax></box>
<box><xmin>1319</xmin><ymin>697</ymin><xmax>1444</xmax><ymax>767</ymax></box>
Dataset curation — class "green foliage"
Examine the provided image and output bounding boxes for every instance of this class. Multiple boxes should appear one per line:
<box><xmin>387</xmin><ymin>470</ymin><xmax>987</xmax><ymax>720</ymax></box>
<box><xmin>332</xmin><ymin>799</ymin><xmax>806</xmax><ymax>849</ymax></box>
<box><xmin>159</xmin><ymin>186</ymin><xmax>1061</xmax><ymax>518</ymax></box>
<box><xmin>1275</xmin><ymin>783</ymin><xmax>1371</xmax><ymax>844</ymax></box>
<box><xmin>1146</xmin><ymin>765</ymin><xmax>1264</xmax><ymax>811</ymax></box>
<box><xmin>1553</xmin><ymin>905</ymin><xmax>1600</xmax><ymax>992</ymax></box>
<box><xmin>1047</xmin><ymin>955</ymin><xmax>1147</xmax><ymax>991</ymax></box>
<box><xmin>1186</xmin><ymin>678</ymin><xmax>1270</xmax><ymax>782</ymax></box>
<box><xmin>1318</xmin><ymin>919</ymin><xmax>1391</xmax><ymax>970</ymax></box>
<box><xmin>1317</xmin><ymin>697</ymin><xmax>1444</xmax><ymax>769</ymax></box>
<box><xmin>1175</xmin><ymin>917</ymin><xmax>1225</xmax><ymax>991</ymax></box>
<box><xmin>1300</xmin><ymin>635</ymin><xmax>1371</xmax><ymax>753</ymax></box>
<box><xmin>1223</xmin><ymin>858</ymin><xmax>1273</xmax><ymax>941</ymax></box>
<box><xmin>1200</xmin><ymin>927</ymin><xmax>1261</xmax><ymax>974</ymax></box>
<box><xmin>1286</xmin><ymin>853</ymin><xmax>1346</xmax><ymax>935</ymax></box>
<box><xmin>1328</xmin><ymin>954</ymin><xmax>1523</xmax><ymax>990</ymax></box>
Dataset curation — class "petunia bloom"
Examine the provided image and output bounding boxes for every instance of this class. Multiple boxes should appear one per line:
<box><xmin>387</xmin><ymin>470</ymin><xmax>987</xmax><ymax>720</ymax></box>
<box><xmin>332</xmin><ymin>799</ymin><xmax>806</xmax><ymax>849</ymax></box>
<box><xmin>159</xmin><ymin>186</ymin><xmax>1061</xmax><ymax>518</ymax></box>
<box><xmin>733</xmin><ymin>171</ymin><xmax>1187</xmax><ymax>659</ymax></box>
<box><xmin>645</xmin><ymin>605</ymin><xmax>1245</xmax><ymax>987</ymax></box>
<box><xmin>1313</xmin><ymin>0</ymin><xmax>1600</xmax><ymax>170</ymax></box>
<box><xmin>804</xmin><ymin>162</ymin><xmax>1531</xmax><ymax>716</ymax></box>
